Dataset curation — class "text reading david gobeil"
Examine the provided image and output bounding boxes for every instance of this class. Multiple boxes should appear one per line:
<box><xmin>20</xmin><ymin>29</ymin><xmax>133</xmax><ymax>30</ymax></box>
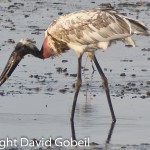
<box><xmin>0</xmin><ymin>137</ymin><xmax>90</xmax><ymax>149</ymax></box>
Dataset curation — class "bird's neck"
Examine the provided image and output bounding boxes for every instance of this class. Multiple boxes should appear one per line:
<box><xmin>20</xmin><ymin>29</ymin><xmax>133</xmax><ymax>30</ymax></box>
<box><xmin>31</xmin><ymin>46</ymin><xmax>44</xmax><ymax>59</ymax></box>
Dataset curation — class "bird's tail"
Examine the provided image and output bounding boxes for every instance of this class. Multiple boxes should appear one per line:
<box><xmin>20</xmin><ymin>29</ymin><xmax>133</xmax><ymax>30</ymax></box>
<box><xmin>107</xmin><ymin>8</ymin><xmax>149</xmax><ymax>36</ymax></box>
<box><xmin>122</xmin><ymin>16</ymin><xmax>149</xmax><ymax>36</ymax></box>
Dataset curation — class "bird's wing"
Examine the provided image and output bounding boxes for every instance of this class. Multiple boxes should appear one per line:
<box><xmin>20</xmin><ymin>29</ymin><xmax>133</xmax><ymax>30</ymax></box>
<box><xmin>47</xmin><ymin>8</ymin><xmax>131</xmax><ymax>46</ymax></box>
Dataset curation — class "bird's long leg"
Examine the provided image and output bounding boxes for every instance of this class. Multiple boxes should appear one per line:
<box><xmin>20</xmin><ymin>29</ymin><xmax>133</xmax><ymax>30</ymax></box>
<box><xmin>104</xmin><ymin>121</ymin><xmax>116</xmax><ymax>149</ymax></box>
<box><xmin>70</xmin><ymin>53</ymin><xmax>83</xmax><ymax>140</ymax></box>
<box><xmin>106</xmin><ymin>121</ymin><xmax>116</xmax><ymax>144</ymax></box>
<box><xmin>75</xmin><ymin>53</ymin><xmax>82</xmax><ymax>87</ymax></box>
<box><xmin>71</xmin><ymin>54</ymin><xmax>82</xmax><ymax>120</ymax></box>
<box><xmin>92</xmin><ymin>54</ymin><xmax>116</xmax><ymax>122</ymax></box>
<box><xmin>71</xmin><ymin>117</ymin><xmax>76</xmax><ymax>141</ymax></box>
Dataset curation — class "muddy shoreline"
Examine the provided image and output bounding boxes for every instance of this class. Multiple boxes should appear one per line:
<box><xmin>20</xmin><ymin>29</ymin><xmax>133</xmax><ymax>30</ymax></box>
<box><xmin>0</xmin><ymin>0</ymin><xmax>150</xmax><ymax>150</ymax></box>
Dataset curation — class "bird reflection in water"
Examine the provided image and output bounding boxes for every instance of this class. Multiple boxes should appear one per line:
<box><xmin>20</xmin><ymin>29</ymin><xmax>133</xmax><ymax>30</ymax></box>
<box><xmin>70</xmin><ymin>80</ymin><xmax>115</xmax><ymax>143</ymax></box>
<box><xmin>71</xmin><ymin>117</ymin><xmax>116</xmax><ymax>145</ymax></box>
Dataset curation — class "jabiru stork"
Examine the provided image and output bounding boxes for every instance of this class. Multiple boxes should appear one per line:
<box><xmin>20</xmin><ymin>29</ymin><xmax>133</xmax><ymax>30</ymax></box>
<box><xmin>0</xmin><ymin>8</ymin><xmax>149</xmax><ymax>122</ymax></box>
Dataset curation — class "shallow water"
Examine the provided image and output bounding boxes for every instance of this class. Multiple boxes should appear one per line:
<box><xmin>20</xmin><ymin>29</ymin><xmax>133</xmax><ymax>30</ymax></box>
<box><xmin>0</xmin><ymin>0</ymin><xmax>150</xmax><ymax>149</ymax></box>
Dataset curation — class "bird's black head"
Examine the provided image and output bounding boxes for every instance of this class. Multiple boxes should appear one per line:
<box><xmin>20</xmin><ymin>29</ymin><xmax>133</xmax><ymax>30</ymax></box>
<box><xmin>0</xmin><ymin>39</ymin><xmax>43</xmax><ymax>86</ymax></box>
<box><xmin>14</xmin><ymin>39</ymin><xmax>42</xmax><ymax>56</ymax></box>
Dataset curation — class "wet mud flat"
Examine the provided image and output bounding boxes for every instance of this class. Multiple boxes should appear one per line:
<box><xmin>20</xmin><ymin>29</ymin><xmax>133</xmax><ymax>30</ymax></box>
<box><xmin>0</xmin><ymin>0</ymin><xmax>150</xmax><ymax>150</ymax></box>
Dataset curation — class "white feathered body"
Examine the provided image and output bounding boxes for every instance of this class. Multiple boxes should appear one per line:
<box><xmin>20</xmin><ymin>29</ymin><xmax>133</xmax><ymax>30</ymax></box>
<box><xmin>43</xmin><ymin>8</ymin><xmax>149</xmax><ymax>57</ymax></box>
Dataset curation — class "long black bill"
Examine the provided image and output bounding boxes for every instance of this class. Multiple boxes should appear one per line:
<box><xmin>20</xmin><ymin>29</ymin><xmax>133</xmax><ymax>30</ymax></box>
<box><xmin>0</xmin><ymin>51</ymin><xmax>22</xmax><ymax>86</ymax></box>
